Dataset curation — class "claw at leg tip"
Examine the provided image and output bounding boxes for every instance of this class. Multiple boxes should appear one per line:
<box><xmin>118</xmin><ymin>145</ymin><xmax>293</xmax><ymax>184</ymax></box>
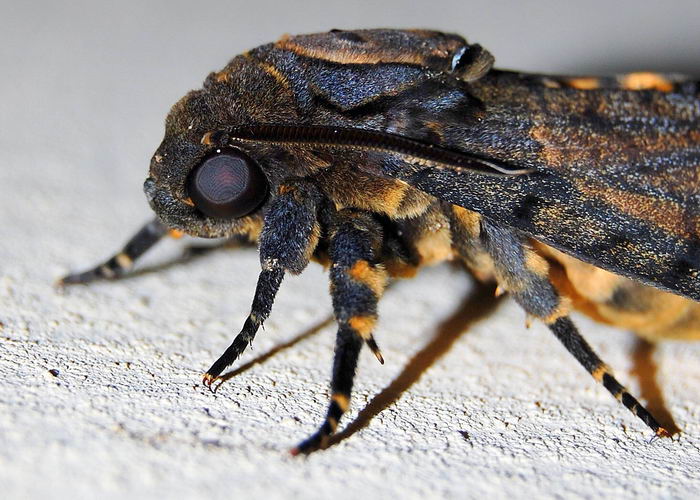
<box><xmin>656</xmin><ymin>427</ymin><xmax>671</xmax><ymax>439</ymax></box>
<box><xmin>202</xmin><ymin>373</ymin><xmax>215</xmax><ymax>386</ymax></box>
<box><xmin>55</xmin><ymin>274</ymin><xmax>76</xmax><ymax>289</ymax></box>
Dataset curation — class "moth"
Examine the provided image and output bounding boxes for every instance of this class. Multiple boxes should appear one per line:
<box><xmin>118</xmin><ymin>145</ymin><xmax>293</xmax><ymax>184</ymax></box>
<box><xmin>60</xmin><ymin>29</ymin><xmax>700</xmax><ymax>454</ymax></box>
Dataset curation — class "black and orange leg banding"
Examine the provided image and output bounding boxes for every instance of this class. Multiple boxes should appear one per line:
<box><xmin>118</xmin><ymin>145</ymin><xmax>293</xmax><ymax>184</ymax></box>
<box><xmin>328</xmin><ymin>210</ymin><xmax>388</xmax><ymax>363</ymax></box>
<box><xmin>481</xmin><ymin>221</ymin><xmax>667</xmax><ymax>437</ymax></box>
<box><xmin>292</xmin><ymin>325</ymin><xmax>362</xmax><ymax>455</ymax></box>
<box><xmin>58</xmin><ymin>218</ymin><xmax>168</xmax><ymax>285</ymax></box>
<box><xmin>292</xmin><ymin>209</ymin><xmax>387</xmax><ymax>454</ymax></box>
<box><xmin>550</xmin><ymin>317</ymin><xmax>669</xmax><ymax>437</ymax></box>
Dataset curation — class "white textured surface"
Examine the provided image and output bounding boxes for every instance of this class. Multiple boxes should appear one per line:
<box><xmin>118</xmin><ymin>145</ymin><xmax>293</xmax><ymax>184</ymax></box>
<box><xmin>2</xmin><ymin>2</ymin><xmax>700</xmax><ymax>499</ymax></box>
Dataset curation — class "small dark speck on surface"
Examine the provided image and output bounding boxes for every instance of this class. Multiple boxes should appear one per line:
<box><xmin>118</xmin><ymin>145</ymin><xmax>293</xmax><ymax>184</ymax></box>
<box><xmin>48</xmin><ymin>369</ymin><xmax>60</xmax><ymax>377</ymax></box>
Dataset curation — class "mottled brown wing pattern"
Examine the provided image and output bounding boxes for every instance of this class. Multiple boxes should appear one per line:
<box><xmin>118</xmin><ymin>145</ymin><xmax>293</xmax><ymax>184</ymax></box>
<box><xmin>381</xmin><ymin>69</ymin><xmax>700</xmax><ymax>301</ymax></box>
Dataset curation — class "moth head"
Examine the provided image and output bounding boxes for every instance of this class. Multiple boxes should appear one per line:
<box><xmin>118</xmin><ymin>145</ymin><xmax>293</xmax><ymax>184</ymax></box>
<box><xmin>143</xmin><ymin>50</ymin><xmax>312</xmax><ymax>239</ymax></box>
<box><xmin>144</xmin><ymin>87</ymin><xmax>274</xmax><ymax>239</ymax></box>
<box><xmin>143</xmin><ymin>30</ymin><xmax>502</xmax><ymax>239</ymax></box>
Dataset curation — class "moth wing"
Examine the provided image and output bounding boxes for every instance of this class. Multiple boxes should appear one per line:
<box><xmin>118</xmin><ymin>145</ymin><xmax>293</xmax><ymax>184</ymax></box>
<box><xmin>401</xmin><ymin>161</ymin><xmax>700</xmax><ymax>301</ymax></box>
<box><xmin>507</xmin><ymin>69</ymin><xmax>700</xmax><ymax>94</ymax></box>
<box><xmin>384</xmin><ymin>74</ymin><xmax>700</xmax><ymax>301</ymax></box>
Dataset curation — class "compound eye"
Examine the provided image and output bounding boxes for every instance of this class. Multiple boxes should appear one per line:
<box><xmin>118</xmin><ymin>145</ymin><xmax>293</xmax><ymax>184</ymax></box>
<box><xmin>187</xmin><ymin>150</ymin><xmax>268</xmax><ymax>219</ymax></box>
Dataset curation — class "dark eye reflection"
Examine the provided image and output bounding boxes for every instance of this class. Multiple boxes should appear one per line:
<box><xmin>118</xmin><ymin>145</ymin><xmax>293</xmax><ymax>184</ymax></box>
<box><xmin>186</xmin><ymin>150</ymin><xmax>268</xmax><ymax>219</ymax></box>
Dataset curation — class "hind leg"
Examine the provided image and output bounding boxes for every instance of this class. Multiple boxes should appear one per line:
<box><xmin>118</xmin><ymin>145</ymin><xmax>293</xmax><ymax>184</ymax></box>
<box><xmin>464</xmin><ymin>216</ymin><xmax>668</xmax><ymax>437</ymax></box>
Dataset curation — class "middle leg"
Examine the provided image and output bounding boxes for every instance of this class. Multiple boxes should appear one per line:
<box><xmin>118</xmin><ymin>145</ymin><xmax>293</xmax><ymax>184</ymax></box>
<box><xmin>293</xmin><ymin>208</ymin><xmax>388</xmax><ymax>454</ymax></box>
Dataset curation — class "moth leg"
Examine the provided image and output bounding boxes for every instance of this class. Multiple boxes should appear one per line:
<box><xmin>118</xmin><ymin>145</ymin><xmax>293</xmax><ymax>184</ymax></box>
<box><xmin>447</xmin><ymin>205</ymin><xmax>496</xmax><ymax>282</ymax></box>
<box><xmin>58</xmin><ymin>218</ymin><xmax>169</xmax><ymax>285</ymax></box>
<box><xmin>481</xmin><ymin>219</ymin><xmax>669</xmax><ymax>438</ymax></box>
<box><xmin>181</xmin><ymin>233</ymin><xmax>256</xmax><ymax>258</ymax></box>
<box><xmin>203</xmin><ymin>266</ymin><xmax>285</xmax><ymax>387</ymax></box>
<box><xmin>549</xmin><ymin>316</ymin><xmax>669</xmax><ymax>437</ymax></box>
<box><xmin>203</xmin><ymin>180</ymin><xmax>321</xmax><ymax>387</ymax></box>
<box><xmin>292</xmin><ymin>209</ymin><xmax>387</xmax><ymax>455</ymax></box>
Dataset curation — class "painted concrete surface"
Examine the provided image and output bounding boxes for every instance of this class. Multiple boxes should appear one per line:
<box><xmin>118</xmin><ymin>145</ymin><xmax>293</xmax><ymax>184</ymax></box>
<box><xmin>2</xmin><ymin>2</ymin><xmax>700</xmax><ymax>499</ymax></box>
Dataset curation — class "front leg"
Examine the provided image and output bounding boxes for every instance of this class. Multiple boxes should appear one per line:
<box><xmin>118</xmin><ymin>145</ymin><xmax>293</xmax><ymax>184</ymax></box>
<box><xmin>202</xmin><ymin>179</ymin><xmax>322</xmax><ymax>385</ymax></box>
<box><xmin>293</xmin><ymin>208</ymin><xmax>387</xmax><ymax>454</ymax></box>
<box><xmin>58</xmin><ymin>218</ymin><xmax>169</xmax><ymax>284</ymax></box>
